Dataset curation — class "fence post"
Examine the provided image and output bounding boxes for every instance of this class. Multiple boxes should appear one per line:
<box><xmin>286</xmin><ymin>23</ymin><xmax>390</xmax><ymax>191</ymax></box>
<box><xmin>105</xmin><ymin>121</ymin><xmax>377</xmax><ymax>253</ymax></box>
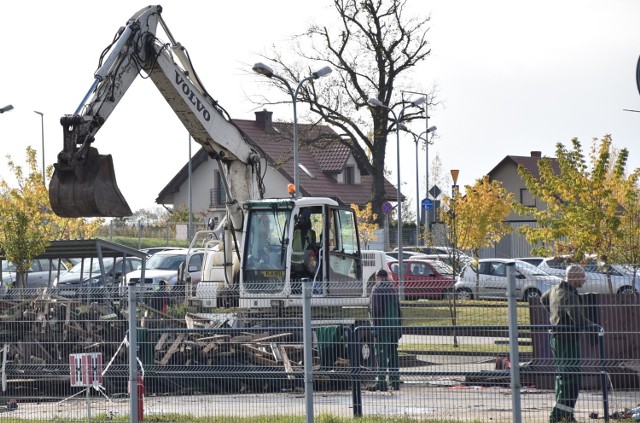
<box><xmin>351</xmin><ymin>326</ymin><xmax>362</xmax><ymax>417</ymax></box>
<box><xmin>506</xmin><ymin>262</ymin><xmax>522</xmax><ymax>423</ymax></box>
<box><xmin>598</xmin><ymin>327</ymin><xmax>609</xmax><ymax>422</ymax></box>
<box><xmin>128</xmin><ymin>282</ymin><xmax>139</xmax><ymax>423</ymax></box>
<box><xmin>302</xmin><ymin>279</ymin><xmax>314</xmax><ymax>423</ymax></box>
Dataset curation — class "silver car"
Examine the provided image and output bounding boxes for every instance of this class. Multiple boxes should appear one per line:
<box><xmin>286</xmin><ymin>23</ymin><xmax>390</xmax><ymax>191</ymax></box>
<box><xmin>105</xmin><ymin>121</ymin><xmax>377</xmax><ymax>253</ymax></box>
<box><xmin>537</xmin><ymin>257</ymin><xmax>639</xmax><ymax>295</ymax></box>
<box><xmin>1</xmin><ymin>259</ymin><xmax>68</xmax><ymax>289</ymax></box>
<box><xmin>125</xmin><ymin>249</ymin><xmax>204</xmax><ymax>291</ymax></box>
<box><xmin>455</xmin><ymin>258</ymin><xmax>561</xmax><ymax>301</ymax></box>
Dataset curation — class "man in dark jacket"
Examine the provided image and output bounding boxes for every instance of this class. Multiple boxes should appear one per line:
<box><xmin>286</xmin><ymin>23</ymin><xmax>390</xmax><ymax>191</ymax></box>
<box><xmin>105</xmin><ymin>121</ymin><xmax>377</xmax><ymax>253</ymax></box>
<box><xmin>368</xmin><ymin>268</ymin><xmax>402</xmax><ymax>391</ymax></box>
<box><xmin>540</xmin><ymin>264</ymin><xmax>596</xmax><ymax>423</ymax></box>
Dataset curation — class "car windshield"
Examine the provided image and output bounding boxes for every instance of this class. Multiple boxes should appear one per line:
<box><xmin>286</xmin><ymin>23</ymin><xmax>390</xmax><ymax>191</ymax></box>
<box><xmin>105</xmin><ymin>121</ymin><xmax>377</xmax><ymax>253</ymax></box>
<box><xmin>1</xmin><ymin>261</ymin><xmax>18</xmax><ymax>272</ymax></box>
<box><xmin>516</xmin><ymin>261</ymin><xmax>551</xmax><ymax>276</ymax></box>
<box><xmin>69</xmin><ymin>258</ymin><xmax>116</xmax><ymax>274</ymax></box>
<box><xmin>145</xmin><ymin>253</ymin><xmax>186</xmax><ymax>270</ymax></box>
<box><xmin>427</xmin><ymin>260</ymin><xmax>454</xmax><ymax>276</ymax></box>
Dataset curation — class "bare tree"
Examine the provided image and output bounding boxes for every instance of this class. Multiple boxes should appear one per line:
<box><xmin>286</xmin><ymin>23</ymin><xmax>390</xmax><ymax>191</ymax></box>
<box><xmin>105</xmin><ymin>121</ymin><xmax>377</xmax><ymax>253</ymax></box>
<box><xmin>257</xmin><ymin>0</ymin><xmax>432</xmax><ymax>224</ymax></box>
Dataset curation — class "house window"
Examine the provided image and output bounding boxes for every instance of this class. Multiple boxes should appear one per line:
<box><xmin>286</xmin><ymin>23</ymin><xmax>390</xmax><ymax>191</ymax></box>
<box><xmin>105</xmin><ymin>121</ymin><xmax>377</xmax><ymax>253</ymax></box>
<box><xmin>344</xmin><ymin>166</ymin><xmax>355</xmax><ymax>184</ymax></box>
<box><xmin>520</xmin><ymin>188</ymin><xmax>535</xmax><ymax>207</ymax></box>
<box><xmin>210</xmin><ymin>171</ymin><xmax>226</xmax><ymax>207</ymax></box>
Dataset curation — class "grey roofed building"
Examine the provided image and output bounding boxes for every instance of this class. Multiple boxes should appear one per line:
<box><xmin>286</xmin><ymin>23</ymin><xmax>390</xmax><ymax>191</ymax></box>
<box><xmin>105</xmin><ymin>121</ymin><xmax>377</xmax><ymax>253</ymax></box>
<box><xmin>487</xmin><ymin>150</ymin><xmax>560</xmax><ymax>218</ymax></box>
<box><xmin>156</xmin><ymin>110</ymin><xmax>400</xmax><ymax>222</ymax></box>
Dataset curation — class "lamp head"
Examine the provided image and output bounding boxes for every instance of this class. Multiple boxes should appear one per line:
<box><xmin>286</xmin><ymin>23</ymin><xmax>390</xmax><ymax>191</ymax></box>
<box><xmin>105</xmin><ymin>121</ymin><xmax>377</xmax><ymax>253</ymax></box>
<box><xmin>312</xmin><ymin>66</ymin><xmax>332</xmax><ymax>79</ymax></box>
<box><xmin>411</xmin><ymin>97</ymin><xmax>426</xmax><ymax>107</ymax></box>
<box><xmin>367</xmin><ymin>98</ymin><xmax>385</xmax><ymax>108</ymax></box>
<box><xmin>0</xmin><ymin>104</ymin><xmax>14</xmax><ymax>114</ymax></box>
<box><xmin>427</xmin><ymin>125</ymin><xmax>437</xmax><ymax>133</ymax></box>
<box><xmin>398</xmin><ymin>123</ymin><xmax>409</xmax><ymax>131</ymax></box>
<box><xmin>252</xmin><ymin>62</ymin><xmax>274</xmax><ymax>78</ymax></box>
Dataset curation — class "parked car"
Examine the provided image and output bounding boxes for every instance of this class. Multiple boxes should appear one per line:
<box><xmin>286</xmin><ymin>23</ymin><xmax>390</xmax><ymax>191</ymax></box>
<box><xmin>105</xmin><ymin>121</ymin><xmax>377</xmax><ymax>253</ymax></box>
<box><xmin>386</xmin><ymin>259</ymin><xmax>456</xmax><ymax>300</ymax></box>
<box><xmin>516</xmin><ymin>257</ymin><xmax>546</xmax><ymax>267</ymax></box>
<box><xmin>412</xmin><ymin>253</ymin><xmax>472</xmax><ymax>270</ymax></box>
<box><xmin>537</xmin><ymin>256</ymin><xmax>639</xmax><ymax>295</ymax></box>
<box><xmin>140</xmin><ymin>246</ymin><xmax>185</xmax><ymax>257</ymax></box>
<box><xmin>125</xmin><ymin>249</ymin><xmax>204</xmax><ymax>293</ymax></box>
<box><xmin>385</xmin><ymin>250</ymin><xmax>422</xmax><ymax>261</ymax></box>
<box><xmin>455</xmin><ymin>258</ymin><xmax>562</xmax><ymax>301</ymax></box>
<box><xmin>53</xmin><ymin>256</ymin><xmax>143</xmax><ymax>300</ymax></box>
<box><xmin>394</xmin><ymin>245</ymin><xmax>473</xmax><ymax>263</ymax></box>
<box><xmin>1</xmin><ymin>259</ymin><xmax>69</xmax><ymax>289</ymax></box>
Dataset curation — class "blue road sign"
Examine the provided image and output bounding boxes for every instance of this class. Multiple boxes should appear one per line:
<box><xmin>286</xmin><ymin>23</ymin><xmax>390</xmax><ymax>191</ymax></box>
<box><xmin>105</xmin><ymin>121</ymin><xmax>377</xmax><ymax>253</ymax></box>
<box><xmin>421</xmin><ymin>198</ymin><xmax>433</xmax><ymax>210</ymax></box>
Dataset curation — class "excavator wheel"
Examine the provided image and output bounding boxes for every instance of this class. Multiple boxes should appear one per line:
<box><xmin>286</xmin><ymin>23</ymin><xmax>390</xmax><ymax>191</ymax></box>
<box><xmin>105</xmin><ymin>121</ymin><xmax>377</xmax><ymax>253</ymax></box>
<box><xmin>49</xmin><ymin>147</ymin><xmax>132</xmax><ymax>218</ymax></box>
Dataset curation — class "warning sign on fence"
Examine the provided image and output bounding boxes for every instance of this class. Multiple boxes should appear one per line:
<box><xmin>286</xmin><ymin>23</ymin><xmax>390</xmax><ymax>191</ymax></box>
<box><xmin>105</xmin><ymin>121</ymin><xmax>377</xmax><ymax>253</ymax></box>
<box><xmin>69</xmin><ymin>353</ymin><xmax>103</xmax><ymax>388</ymax></box>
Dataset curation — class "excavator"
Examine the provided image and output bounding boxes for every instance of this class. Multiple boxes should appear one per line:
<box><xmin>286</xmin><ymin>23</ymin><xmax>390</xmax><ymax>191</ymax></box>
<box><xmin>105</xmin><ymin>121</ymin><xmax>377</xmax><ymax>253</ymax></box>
<box><xmin>49</xmin><ymin>5</ymin><xmax>386</xmax><ymax>311</ymax></box>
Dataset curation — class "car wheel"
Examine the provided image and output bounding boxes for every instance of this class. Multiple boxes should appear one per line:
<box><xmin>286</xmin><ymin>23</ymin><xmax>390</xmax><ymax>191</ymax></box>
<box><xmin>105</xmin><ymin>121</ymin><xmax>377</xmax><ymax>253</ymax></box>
<box><xmin>523</xmin><ymin>288</ymin><xmax>541</xmax><ymax>302</ymax></box>
<box><xmin>617</xmin><ymin>286</ymin><xmax>638</xmax><ymax>295</ymax></box>
<box><xmin>456</xmin><ymin>288</ymin><xmax>473</xmax><ymax>301</ymax></box>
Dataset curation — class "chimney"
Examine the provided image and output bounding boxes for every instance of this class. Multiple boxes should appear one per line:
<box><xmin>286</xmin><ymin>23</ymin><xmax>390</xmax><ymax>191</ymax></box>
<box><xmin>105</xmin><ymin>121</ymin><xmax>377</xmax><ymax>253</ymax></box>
<box><xmin>530</xmin><ymin>151</ymin><xmax>541</xmax><ymax>158</ymax></box>
<box><xmin>255</xmin><ymin>109</ymin><xmax>275</xmax><ymax>133</ymax></box>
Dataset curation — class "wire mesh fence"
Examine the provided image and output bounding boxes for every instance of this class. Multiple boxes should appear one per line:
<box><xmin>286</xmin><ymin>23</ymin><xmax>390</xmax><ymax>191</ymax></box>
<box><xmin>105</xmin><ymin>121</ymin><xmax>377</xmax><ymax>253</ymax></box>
<box><xmin>0</xmin><ymin>274</ymin><xmax>639</xmax><ymax>422</ymax></box>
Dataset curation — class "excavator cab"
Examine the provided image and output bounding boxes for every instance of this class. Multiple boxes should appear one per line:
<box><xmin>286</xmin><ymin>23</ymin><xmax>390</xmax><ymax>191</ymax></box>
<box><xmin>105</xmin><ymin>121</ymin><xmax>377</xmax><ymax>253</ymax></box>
<box><xmin>49</xmin><ymin>117</ymin><xmax>132</xmax><ymax>218</ymax></box>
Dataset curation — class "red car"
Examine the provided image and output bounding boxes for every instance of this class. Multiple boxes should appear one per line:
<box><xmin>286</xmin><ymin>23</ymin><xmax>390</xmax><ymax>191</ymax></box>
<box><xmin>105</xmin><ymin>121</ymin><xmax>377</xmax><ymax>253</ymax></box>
<box><xmin>387</xmin><ymin>259</ymin><xmax>456</xmax><ymax>300</ymax></box>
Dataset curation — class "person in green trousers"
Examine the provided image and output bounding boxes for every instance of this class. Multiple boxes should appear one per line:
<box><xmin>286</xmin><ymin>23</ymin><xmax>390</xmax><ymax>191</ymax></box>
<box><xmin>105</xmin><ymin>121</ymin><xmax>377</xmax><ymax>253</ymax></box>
<box><xmin>368</xmin><ymin>268</ymin><xmax>403</xmax><ymax>391</ymax></box>
<box><xmin>540</xmin><ymin>264</ymin><xmax>596</xmax><ymax>422</ymax></box>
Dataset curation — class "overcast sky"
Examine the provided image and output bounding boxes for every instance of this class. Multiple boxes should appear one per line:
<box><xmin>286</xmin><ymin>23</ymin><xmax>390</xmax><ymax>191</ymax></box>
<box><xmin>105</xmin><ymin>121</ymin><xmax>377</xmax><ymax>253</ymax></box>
<box><xmin>2</xmin><ymin>1</ymin><xmax>640</xmax><ymax>216</ymax></box>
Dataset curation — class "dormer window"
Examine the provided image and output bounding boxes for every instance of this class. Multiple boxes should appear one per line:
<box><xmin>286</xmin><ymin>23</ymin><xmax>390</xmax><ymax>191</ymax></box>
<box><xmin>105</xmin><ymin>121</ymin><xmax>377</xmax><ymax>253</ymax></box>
<box><xmin>344</xmin><ymin>166</ymin><xmax>355</xmax><ymax>184</ymax></box>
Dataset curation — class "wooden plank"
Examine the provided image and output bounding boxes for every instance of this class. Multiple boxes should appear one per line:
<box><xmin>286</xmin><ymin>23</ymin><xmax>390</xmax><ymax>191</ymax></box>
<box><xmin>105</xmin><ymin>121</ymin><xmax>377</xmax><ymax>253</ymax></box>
<box><xmin>202</xmin><ymin>341</ymin><xmax>220</xmax><ymax>354</ymax></box>
<box><xmin>270</xmin><ymin>343</ymin><xmax>283</xmax><ymax>363</ymax></box>
<box><xmin>279</xmin><ymin>345</ymin><xmax>295</xmax><ymax>380</ymax></box>
<box><xmin>155</xmin><ymin>333</ymin><xmax>170</xmax><ymax>351</ymax></box>
<box><xmin>253</xmin><ymin>333</ymin><xmax>293</xmax><ymax>343</ymax></box>
<box><xmin>251</xmin><ymin>355</ymin><xmax>278</xmax><ymax>367</ymax></box>
<box><xmin>197</xmin><ymin>334</ymin><xmax>231</xmax><ymax>343</ymax></box>
<box><xmin>160</xmin><ymin>333</ymin><xmax>185</xmax><ymax>365</ymax></box>
<box><xmin>63</xmin><ymin>303</ymin><xmax>71</xmax><ymax>341</ymax></box>
<box><xmin>185</xmin><ymin>314</ymin><xmax>194</xmax><ymax>329</ymax></box>
<box><xmin>34</xmin><ymin>341</ymin><xmax>54</xmax><ymax>362</ymax></box>
<box><xmin>241</xmin><ymin>344</ymin><xmax>268</xmax><ymax>357</ymax></box>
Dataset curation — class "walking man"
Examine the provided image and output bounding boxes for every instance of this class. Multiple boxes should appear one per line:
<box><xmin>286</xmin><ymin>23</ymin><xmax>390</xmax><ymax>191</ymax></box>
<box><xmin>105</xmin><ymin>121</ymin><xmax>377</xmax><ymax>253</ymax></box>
<box><xmin>368</xmin><ymin>268</ymin><xmax>402</xmax><ymax>391</ymax></box>
<box><xmin>540</xmin><ymin>264</ymin><xmax>596</xmax><ymax>422</ymax></box>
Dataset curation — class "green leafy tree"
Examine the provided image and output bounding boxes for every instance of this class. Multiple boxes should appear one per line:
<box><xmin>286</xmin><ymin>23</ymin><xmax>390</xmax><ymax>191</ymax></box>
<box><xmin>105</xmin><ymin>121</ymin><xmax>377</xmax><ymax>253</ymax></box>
<box><xmin>351</xmin><ymin>203</ymin><xmax>380</xmax><ymax>249</ymax></box>
<box><xmin>257</xmin><ymin>0</ymin><xmax>432</xmax><ymax>225</ymax></box>
<box><xmin>0</xmin><ymin>147</ymin><xmax>101</xmax><ymax>288</ymax></box>
<box><xmin>440</xmin><ymin>176</ymin><xmax>513</xmax><ymax>297</ymax></box>
<box><xmin>609</xmin><ymin>164</ymin><xmax>640</xmax><ymax>278</ymax></box>
<box><xmin>516</xmin><ymin>135</ymin><xmax>635</xmax><ymax>293</ymax></box>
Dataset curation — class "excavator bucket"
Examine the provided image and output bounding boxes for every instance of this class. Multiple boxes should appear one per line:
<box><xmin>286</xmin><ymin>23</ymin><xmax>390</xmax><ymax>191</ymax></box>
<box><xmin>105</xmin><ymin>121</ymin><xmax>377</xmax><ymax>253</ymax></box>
<box><xmin>49</xmin><ymin>147</ymin><xmax>132</xmax><ymax>218</ymax></box>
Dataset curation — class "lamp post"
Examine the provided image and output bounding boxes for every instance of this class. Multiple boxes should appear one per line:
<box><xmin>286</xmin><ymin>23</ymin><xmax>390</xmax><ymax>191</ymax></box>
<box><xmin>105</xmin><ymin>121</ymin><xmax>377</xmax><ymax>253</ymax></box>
<box><xmin>253</xmin><ymin>63</ymin><xmax>332</xmax><ymax>198</ymax></box>
<box><xmin>0</xmin><ymin>104</ymin><xmax>14</xmax><ymax>114</ymax></box>
<box><xmin>367</xmin><ymin>96</ymin><xmax>425</xmax><ymax>301</ymax></box>
<box><xmin>401</xmin><ymin>91</ymin><xmax>433</xmax><ymax>244</ymax></box>
<box><xmin>34</xmin><ymin>111</ymin><xmax>45</xmax><ymax>184</ymax></box>
<box><xmin>402</xmin><ymin>126</ymin><xmax>437</xmax><ymax>247</ymax></box>
<box><xmin>450</xmin><ymin>169</ymin><xmax>460</xmax><ymax>286</ymax></box>
<box><xmin>253</xmin><ymin>62</ymin><xmax>331</xmax><ymax>423</ymax></box>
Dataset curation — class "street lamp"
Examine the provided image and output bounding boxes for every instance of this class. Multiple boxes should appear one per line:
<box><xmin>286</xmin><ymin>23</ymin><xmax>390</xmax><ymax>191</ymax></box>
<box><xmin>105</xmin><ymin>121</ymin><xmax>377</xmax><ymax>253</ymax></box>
<box><xmin>368</xmin><ymin>96</ymin><xmax>425</xmax><ymax>301</ymax></box>
<box><xmin>401</xmin><ymin>125</ymin><xmax>437</xmax><ymax>246</ymax></box>
<box><xmin>0</xmin><ymin>104</ymin><xmax>14</xmax><ymax>114</ymax></box>
<box><xmin>253</xmin><ymin>62</ymin><xmax>331</xmax><ymax>423</ymax></box>
<box><xmin>34</xmin><ymin>111</ymin><xmax>45</xmax><ymax>184</ymax></box>
<box><xmin>253</xmin><ymin>62</ymin><xmax>332</xmax><ymax>198</ymax></box>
